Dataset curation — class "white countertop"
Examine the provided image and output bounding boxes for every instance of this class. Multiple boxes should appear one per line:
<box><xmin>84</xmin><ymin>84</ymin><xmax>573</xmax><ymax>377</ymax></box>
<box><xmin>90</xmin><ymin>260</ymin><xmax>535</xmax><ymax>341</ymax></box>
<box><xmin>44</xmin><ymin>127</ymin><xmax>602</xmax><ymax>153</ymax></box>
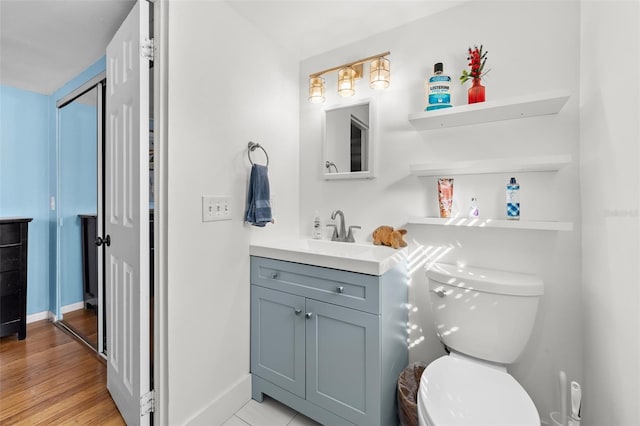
<box><xmin>249</xmin><ymin>238</ymin><xmax>407</xmax><ymax>276</ymax></box>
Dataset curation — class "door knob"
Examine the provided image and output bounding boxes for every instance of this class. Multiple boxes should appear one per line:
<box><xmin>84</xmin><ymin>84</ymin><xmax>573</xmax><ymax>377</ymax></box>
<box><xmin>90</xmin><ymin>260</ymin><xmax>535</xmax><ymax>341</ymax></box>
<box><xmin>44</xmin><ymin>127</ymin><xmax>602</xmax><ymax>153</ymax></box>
<box><xmin>294</xmin><ymin>308</ymin><xmax>302</xmax><ymax>315</ymax></box>
<box><xmin>305</xmin><ymin>312</ymin><xmax>313</xmax><ymax>319</ymax></box>
<box><xmin>336</xmin><ymin>286</ymin><xmax>344</xmax><ymax>294</ymax></box>
<box><xmin>95</xmin><ymin>235</ymin><xmax>111</xmax><ymax>247</ymax></box>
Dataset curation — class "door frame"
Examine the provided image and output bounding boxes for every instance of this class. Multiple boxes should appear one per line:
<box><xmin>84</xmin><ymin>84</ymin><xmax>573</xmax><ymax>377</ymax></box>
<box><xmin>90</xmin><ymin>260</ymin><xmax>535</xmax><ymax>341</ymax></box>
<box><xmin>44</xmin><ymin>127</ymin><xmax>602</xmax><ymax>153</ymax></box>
<box><xmin>151</xmin><ymin>0</ymin><xmax>168</xmax><ymax>422</ymax></box>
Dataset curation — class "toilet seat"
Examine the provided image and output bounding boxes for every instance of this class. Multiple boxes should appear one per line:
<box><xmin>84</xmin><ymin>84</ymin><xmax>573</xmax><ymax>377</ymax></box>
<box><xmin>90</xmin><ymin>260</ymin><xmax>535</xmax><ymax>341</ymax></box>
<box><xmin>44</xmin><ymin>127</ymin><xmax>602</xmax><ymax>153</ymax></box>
<box><xmin>418</xmin><ymin>353</ymin><xmax>540</xmax><ymax>426</ymax></box>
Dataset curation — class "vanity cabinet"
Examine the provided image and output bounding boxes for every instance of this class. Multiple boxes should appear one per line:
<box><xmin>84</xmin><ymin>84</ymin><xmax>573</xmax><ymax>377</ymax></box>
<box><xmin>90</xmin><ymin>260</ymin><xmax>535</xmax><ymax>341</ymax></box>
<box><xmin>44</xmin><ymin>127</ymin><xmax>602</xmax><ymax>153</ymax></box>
<box><xmin>0</xmin><ymin>218</ymin><xmax>32</xmax><ymax>340</ymax></box>
<box><xmin>250</xmin><ymin>256</ymin><xmax>407</xmax><ymax>426</ymax></box>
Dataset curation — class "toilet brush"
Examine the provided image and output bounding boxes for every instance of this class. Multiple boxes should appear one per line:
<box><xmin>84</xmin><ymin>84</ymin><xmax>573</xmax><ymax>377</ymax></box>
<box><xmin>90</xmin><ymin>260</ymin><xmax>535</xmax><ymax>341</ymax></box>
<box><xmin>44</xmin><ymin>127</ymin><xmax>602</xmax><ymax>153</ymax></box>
<box><xmin>559</xmin><ymin>371</ymin><xmax>568</xmax><ymax>426</ymax></box>
<box><xmin>568</xmin><ymin>381</ymin><xmax>581</xmax><ymax>426</ymax></box>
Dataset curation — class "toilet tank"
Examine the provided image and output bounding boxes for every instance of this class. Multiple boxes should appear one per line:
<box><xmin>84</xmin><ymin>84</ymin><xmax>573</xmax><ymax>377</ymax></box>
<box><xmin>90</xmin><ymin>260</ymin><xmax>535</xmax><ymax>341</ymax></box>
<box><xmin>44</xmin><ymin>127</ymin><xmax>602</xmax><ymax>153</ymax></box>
<box><xmin>426</xmin><ymin>263</ymin><xmax>544</xmax><ymax>364</ymax></box>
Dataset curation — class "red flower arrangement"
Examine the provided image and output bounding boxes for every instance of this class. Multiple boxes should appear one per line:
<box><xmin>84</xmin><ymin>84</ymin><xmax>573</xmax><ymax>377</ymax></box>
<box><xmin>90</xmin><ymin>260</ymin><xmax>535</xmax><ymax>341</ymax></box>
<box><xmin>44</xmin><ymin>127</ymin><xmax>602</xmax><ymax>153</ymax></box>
<box><xmin>460</xmin><ymin>45</ymin><xmax>489</xmax><ymax>84</ymax></box>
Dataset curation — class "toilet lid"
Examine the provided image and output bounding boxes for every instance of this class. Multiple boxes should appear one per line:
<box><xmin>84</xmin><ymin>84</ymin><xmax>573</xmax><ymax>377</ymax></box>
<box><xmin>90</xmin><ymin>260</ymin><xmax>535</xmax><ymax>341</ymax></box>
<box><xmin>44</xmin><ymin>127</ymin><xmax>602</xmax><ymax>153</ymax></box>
<box><xmin>419</xmin><ymin>355</ymin><xmax>540</xmax><ymax>426</ymax></box>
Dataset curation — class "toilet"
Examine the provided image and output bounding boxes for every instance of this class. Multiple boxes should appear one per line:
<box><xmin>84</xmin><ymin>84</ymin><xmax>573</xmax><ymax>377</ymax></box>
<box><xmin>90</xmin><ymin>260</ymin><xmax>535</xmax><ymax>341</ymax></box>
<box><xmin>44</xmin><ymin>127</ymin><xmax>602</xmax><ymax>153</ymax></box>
<box><xmin>417</xmin><ymin>263</ymin><xmax>544</xmax><ymax>426</ymax></box>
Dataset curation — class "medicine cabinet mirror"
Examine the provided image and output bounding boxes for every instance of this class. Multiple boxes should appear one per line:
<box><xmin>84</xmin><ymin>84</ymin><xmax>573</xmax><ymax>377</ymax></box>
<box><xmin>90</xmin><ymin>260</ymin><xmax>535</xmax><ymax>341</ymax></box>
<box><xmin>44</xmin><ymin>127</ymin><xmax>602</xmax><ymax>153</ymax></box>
<box><xmin>323</xmin><ymin>100</ymin><xmax>375</xmax><ymax>180</ymax></box>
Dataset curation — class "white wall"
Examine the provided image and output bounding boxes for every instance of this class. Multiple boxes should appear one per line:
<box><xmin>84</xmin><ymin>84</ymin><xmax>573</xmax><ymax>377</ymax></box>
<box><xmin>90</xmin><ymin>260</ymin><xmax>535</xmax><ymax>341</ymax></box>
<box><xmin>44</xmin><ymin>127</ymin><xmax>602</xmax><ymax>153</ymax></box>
<box><xmin>300</xmin><ymin>1</ymin><xmax>582</xmax><ymax>421</ymax></box>
<box><xmin>166</xmin><ymin>2</ymin><xmax>299</xmax><ymax>424</ymax></box>
<box><xmin>580</xmin><ymin>2</ymin><xmax>640</xmax><ymax>425</ymax></box>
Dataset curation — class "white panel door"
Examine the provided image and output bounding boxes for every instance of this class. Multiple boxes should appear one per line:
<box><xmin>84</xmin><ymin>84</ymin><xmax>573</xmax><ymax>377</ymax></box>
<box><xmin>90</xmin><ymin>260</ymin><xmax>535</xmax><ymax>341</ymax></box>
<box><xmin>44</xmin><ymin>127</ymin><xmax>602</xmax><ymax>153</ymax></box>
<box><xmin>105</xmin><ymin>1</ymin><xmax>150</xmax><ymax>424</ymax></box>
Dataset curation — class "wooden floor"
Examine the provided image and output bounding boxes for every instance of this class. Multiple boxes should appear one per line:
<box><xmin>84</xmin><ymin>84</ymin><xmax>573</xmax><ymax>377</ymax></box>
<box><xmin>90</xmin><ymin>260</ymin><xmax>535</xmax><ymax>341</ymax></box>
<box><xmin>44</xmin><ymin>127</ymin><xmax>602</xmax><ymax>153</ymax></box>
<box><xmin>0</xmin><ymin>320</ymin><xmax>124</xmax><ymax>425</ymax></box>
<box><xmin>61</xmin><ymin>307</ymin><xmax>98</xmax><ymax>350</ymax></box>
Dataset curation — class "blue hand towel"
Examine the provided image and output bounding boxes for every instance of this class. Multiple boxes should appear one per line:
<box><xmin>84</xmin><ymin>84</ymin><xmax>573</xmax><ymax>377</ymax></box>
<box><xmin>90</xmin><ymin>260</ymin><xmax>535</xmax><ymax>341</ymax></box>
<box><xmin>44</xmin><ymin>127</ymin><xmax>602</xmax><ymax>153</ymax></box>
<box><xmin>245</xmin><ymin>164</ymin><xmax>273</xmax><ymax>227</ymax></box>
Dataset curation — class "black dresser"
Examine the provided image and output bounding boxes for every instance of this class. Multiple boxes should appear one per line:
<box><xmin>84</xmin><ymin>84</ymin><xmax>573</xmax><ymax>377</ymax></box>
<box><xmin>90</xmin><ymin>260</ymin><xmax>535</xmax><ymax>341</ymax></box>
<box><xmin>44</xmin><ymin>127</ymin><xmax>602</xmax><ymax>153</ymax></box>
<box><xmin>0</xmin><ymin>217</ymin><xmax>32</xmax><ymax>340</ymax></box>
<box><xmin>79</xmin><ymin>214</ymin><xmax>98</xmax><ymax>310</ymax></box>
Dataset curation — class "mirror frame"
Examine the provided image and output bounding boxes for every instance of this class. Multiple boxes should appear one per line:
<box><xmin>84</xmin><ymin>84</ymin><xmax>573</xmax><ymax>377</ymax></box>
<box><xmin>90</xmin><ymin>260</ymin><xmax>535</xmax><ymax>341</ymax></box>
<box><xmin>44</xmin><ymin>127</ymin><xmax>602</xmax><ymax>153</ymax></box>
<box><xmin>55</xmin><ymin>73</ymin><xmax>105</xmax><ymax>352</ymax></box>
<box><xmin>322</xmin><ymin>99</ymin><xmax>375</xmax><ymax>180</ymax></box>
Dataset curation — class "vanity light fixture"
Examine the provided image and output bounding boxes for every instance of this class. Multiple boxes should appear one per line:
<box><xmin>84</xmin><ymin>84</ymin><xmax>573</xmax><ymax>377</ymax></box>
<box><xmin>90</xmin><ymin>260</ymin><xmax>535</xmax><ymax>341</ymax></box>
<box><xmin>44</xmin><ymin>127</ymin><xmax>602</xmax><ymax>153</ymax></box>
<box><xmin>308</xmin><ymin>51</ymin><xmax>390</xmax><ymax>103</ymax></box>
<box><xmin>337</xmin><ymin>67</ymin><xmax>357</xmax><ymax>97</ymax></box>
<box><xmin>369</xmin><ymin>57</ymin><xmax>390</xmax><ymax>89</ymax></box>
<box><xmin>308</xmin><ymin>77</ymin><xmax>326</xmax><ymax>104</ymax></box>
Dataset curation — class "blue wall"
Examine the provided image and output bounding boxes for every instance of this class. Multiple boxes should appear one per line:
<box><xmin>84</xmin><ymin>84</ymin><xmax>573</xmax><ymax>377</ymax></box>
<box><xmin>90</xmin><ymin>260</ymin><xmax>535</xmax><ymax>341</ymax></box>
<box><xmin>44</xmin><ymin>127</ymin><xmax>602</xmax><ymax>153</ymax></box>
<box><xmin>0</xmin><ymin>86</ymin><xmax>51</xmax><ymax>314</ymax></box>
<box><xmin>0</xmin><ymin>56</ymin><xmax>105</xmax><ymax>316</ymax></box>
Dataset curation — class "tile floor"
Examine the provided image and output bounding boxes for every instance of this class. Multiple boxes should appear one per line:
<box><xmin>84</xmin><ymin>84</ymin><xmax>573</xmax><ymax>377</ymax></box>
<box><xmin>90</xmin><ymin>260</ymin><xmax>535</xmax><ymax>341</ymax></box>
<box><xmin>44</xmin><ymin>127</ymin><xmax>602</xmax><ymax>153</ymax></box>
<box><xmin>222</xmin><ymin>396</ymin><xmax>321</xmax><ymax>426</ymax></box>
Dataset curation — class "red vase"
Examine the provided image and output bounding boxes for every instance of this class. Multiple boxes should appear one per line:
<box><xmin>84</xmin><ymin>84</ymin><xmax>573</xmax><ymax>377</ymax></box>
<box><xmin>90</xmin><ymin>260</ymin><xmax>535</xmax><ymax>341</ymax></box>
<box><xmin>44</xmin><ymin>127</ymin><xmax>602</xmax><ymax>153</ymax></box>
<box><xmin>468</xmin><ymin>78</ymin><xmax>485</xmax><ymax>104</ymax></box>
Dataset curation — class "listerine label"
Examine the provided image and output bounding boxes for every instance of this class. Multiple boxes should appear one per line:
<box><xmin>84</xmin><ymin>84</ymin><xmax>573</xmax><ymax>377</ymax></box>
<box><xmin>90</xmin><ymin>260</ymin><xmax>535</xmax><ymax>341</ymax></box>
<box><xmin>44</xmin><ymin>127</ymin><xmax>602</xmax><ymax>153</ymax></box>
<box><xmin>427</xmin><ymin>74</ymin><xmax>451</xmax><ymax>107</ymax></box>
<box><xmin>428</xmin><ymin>93</ymin><xmax>451</xmax><ymax>104</ymax></box>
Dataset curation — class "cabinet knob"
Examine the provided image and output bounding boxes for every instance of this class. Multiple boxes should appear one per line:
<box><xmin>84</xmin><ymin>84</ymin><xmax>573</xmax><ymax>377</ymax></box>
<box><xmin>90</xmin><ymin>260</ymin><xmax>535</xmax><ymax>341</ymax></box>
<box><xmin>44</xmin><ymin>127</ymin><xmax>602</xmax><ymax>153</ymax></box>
<box><xmin>294</xmin><ymin>308</ymin><xmax>302</xmax><ymax>315</ymax></box>
<box><xmin>305</xmin><ymin>312</ymin><xmax>313</xmax><ymax>319</ymax></box>
<box><xmin>336</xmin><ymin>286</ymin><xmax>344</xmax><ymax>294</ymax></box>
<box><xmin>271</xmin><ymin>272</ymin><xmax>279</xmax><ymax>279</ymax></box>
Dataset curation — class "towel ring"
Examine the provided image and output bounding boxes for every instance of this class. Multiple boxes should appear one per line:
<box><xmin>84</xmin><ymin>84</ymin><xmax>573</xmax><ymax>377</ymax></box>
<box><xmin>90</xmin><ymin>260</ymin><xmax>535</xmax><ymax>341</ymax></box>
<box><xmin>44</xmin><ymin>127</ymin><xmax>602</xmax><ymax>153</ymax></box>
<box><xmin>248</xmin><ymin>141</ymin><xmax>269</xmax><ymax>166</ymax></box>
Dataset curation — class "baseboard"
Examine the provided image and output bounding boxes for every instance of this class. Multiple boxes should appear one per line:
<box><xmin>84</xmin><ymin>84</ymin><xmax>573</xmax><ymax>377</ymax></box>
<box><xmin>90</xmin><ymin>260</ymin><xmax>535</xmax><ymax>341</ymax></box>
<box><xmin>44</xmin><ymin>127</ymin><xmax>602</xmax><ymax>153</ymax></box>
<box><xmin>61</xmin><ymin>301</ymin><xmax>85</xmax><ymax>314</ymax></box>
<box><xmin>185</xmin><ymin>373</ymin><xmax>251</xmax><ymax>426</ymax></box>
<box><xmin>26</xmin><ymin>310</ymin><xmax>55</xmax><ymax>324</ymax></box>
<box><xmin>27</xmin><ymin>304</ymin><xmax>83</xmax><ymax>324</ymax></box>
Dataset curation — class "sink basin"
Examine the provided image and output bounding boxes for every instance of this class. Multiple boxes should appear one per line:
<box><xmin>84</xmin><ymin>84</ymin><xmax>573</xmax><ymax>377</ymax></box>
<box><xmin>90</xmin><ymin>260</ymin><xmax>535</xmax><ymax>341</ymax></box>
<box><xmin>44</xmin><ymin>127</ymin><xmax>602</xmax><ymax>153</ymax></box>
<box><xmin>249</xmin><ymin>238</ymin><xmax>407</xmax><ymax>275</ymax></box>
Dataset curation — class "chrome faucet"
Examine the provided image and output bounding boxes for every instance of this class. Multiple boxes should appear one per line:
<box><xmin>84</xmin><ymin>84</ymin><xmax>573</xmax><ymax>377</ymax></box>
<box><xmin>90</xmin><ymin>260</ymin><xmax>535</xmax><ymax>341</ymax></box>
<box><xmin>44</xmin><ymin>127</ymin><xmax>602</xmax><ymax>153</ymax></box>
<box><xmin>327</xmin><ymin>210</ymin><xmax>361</xmax><ymax>242</ymax></box>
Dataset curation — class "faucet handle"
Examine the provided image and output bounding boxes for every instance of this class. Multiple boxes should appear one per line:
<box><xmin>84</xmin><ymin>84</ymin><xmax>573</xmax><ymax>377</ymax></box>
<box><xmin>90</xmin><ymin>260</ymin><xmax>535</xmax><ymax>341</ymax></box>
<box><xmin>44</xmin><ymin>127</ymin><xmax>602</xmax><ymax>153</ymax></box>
<box><xmin>346</xmin><ymin>225</ymin><xmax>361</xmax><ymax>243</ymax></box>
<box><xmin>326</xmin><ymin>224</ymin><xmax>338</xmax><ymax>241</ymax></box>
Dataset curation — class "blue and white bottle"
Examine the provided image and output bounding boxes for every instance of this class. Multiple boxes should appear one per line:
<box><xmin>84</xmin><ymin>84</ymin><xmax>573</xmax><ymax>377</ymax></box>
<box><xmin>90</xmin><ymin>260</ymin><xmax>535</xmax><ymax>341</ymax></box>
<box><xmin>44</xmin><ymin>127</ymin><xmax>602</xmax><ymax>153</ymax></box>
<box><xmin>426</xmin><ymin>63</ymin><xmax>452</xmax><ymax>111</ymax></box>
<box><xmin>506</xmin><ymin>177</ymin><xmax>520</xmax><ymax>220</ymax></box>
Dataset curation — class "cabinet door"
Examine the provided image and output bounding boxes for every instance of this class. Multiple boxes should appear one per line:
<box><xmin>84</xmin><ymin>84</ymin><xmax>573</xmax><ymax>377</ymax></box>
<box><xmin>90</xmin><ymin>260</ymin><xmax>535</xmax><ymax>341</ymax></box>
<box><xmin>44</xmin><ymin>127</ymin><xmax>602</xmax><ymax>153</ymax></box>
<box><xmin>251</xmin><ymin>285</ymin><xmax>306</xmax><ymax>398</ymax></box>
<box><xmin>306</xmin><ymin>299</ymin><xmax>380</xmax><ymax>425</ymax></box>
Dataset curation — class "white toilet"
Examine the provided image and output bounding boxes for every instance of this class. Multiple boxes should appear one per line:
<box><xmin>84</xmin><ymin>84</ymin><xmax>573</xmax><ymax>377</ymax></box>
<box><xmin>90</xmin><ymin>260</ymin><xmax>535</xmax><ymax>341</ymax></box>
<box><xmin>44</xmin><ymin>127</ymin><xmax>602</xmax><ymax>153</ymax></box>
<box><xmin>417</xmin><ymin>263</ymin><xmax>544</xmax><ymax>426</ymax></box>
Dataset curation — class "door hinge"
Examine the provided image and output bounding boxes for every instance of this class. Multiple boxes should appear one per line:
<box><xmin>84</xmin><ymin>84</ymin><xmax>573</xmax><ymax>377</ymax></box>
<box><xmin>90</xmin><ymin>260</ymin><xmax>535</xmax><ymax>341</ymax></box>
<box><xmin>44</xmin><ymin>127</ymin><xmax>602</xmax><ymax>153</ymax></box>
<box><xmin>140</xmin><ymin>389</ymin><xmax>155</xmax><ymax>416</ymax></box>
<box><xmin>141</xmin><ymin>38</ymin><xmax>155</xmax><ymax>61</ymax></box>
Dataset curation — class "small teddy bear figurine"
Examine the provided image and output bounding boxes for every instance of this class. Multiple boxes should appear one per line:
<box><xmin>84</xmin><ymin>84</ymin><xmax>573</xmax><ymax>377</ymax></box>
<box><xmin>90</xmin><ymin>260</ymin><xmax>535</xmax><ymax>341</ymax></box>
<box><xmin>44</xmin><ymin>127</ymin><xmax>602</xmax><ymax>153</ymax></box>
<box><xmin>372</xmin><ymin>226</ymin><xmax>408</xmax><ymax>249</ymax></box>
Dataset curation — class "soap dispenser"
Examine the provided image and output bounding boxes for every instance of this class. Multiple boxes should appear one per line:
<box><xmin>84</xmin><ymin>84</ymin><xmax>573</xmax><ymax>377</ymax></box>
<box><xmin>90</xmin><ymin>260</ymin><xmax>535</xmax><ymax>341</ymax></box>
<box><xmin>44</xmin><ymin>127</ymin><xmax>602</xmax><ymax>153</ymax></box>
<box><xmin>312</xmin><ymin>212</ymin><xmax>322</xmax><ymax>239</ymax></box>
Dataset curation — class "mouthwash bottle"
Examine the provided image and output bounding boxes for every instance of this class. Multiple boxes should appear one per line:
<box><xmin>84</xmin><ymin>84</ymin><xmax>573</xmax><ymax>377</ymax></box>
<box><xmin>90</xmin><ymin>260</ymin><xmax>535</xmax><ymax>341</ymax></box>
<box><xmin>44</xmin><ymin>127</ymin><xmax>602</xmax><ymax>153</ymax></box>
<box><xmin>426</xmin><ymin>62</ymin><xmax>452</xmax><ymax>111</ymax></box>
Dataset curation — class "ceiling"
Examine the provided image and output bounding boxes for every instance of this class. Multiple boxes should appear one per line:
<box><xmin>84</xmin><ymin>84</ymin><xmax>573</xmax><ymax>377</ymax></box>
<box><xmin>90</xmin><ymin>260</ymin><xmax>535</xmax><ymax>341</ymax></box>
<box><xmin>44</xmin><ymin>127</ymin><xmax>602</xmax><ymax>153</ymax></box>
<box><xmin>226</xmin><ymin>1</ymin><xmax>463</xmax><ymax>60</ymax></box>
<box><xmin>0</xmin><ymin>0</ymin><xmax>136</xmax><ymax>94</ymax></box>
<box><xmin>0</xmin><ymin>0</ymin><xmax>461</xmax><ymax>95</ymax></box>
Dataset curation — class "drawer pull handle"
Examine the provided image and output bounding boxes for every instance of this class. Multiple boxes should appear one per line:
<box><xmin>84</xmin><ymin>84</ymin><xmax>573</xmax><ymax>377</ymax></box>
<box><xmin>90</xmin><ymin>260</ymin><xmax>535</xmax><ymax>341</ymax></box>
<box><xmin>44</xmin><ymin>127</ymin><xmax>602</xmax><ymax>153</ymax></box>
<box><xmin>305</xmin><ymin>312</ymin><xmax>313</xmax><ymax>319</ymax></box>
<box><xmin>336</xmin><ymin>286</ymin><xmax>344</xmax><ymax>294</ymax></box>
<box><xmin>294</xmin><ymin>308</ymin><xmax>302</xmax><ymax>315</ymax></box>
<box><xmin>271</xmin><ymin>272</ymin><xmax>279</xmax><ymax>279</ymax></box>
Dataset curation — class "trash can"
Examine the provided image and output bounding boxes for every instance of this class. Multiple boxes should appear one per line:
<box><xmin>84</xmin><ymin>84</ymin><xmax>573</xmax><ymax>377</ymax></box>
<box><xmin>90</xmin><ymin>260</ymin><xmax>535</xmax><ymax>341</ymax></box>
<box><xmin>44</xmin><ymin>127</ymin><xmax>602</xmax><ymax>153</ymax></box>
<box><xmin>397</xmin><ymin>362</ymin><xmax>428</xmax><ymax>426</ymax></box>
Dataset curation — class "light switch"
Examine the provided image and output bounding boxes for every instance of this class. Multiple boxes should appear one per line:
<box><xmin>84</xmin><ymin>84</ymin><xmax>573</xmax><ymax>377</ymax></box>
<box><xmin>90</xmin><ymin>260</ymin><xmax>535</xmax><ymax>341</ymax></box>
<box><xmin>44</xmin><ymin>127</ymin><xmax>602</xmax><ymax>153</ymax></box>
<box><xmin>202</xmin><ymin>196</ymin><xmax>232</xmax><ymax>222</ymax></box>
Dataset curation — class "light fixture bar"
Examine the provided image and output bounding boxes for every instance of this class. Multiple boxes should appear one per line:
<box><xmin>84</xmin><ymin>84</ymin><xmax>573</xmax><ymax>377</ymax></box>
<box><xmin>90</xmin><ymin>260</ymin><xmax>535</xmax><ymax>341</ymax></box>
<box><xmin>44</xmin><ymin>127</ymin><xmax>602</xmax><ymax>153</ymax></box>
<box><xmin>309</xmin><ymin>51</ymin><xmax>391</xmax><ymax>78</ymax></box>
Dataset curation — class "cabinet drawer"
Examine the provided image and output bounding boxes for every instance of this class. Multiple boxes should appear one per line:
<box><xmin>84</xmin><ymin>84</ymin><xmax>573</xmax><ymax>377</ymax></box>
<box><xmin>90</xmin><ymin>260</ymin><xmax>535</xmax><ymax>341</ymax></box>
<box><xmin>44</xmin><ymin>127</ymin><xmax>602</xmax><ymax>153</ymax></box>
<box><xmin>251</xmin><ymin>257</ymin><xmax>381</xmax><ymax>314</ymax></box>
<box><xmin>0</xmin><ymin>223</ymin><xmax>21</xmax><ymax>245</ymax></box>
<box><xmin>0</xmin><ymin>271</ymin><xmax>22</xmax><ymax>296</ymax></box>
<box><xmin>1</xmin><ymin>293</ymin><xmax>23</xmax><ymax>322</ymax></box>
<box><xmin>0</xmin><ymin>245</ymin><xmax>21</xmax><ymax>272</ymax></box>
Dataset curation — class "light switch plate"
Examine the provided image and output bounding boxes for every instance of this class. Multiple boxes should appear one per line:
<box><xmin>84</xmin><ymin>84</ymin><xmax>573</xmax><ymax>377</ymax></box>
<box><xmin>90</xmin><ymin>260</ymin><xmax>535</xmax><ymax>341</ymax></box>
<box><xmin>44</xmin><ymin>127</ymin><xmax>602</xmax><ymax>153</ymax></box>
<box><xmin>202</xmin><ymin>196</ymin><xmax>232</xmax><ymax>222</ymax></box>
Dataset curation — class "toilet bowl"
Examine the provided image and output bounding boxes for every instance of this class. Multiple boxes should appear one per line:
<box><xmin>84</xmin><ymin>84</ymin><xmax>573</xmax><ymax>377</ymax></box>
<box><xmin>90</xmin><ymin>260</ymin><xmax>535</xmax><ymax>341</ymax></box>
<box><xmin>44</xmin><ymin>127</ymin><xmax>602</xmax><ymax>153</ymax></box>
<box><xmin>417</xmin><ymin>353</ymin><xmax>540</xmax><ymax>426</ymax></box>
<box><xmin>418</xmin><ymin>263</ymin><xmax>544</xmax><ymax>426</ymax></box>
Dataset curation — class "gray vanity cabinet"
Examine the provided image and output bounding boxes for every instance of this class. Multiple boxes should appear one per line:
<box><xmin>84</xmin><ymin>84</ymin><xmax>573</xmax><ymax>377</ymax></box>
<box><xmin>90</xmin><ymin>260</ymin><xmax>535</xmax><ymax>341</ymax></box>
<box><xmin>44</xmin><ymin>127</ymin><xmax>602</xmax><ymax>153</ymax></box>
<box><xmin>251</xmin><ymin>285</ymin><xmax>306</xmax><ymax>398</ymax></box>
<box><xmin>304</xmin><ymin>298</ymin><xmax>380</xmax><ymax>424</ymax></box>
<box><xmin>250</xmin><ymin>256</ymin><xmax>407</xmax><ymax>426</ymax></box>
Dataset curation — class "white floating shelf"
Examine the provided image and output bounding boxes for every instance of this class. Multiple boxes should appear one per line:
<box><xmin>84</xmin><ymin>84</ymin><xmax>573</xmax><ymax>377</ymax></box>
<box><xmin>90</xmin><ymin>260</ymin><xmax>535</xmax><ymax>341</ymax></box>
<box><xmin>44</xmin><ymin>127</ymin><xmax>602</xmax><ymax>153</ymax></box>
<box><xmin>408</xmin><ymin>90</ymin><xmax>571</xmax><ymax>130</ymax></box>
<box><xmin>407</xmin><ymin>216</ymin><xmax>573</xmax><ymax>232</ymax></box>
<box><xmin>409</xmin><ymin>154</ymin><xmax>572</xmax><ymax>177</ymax></box>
